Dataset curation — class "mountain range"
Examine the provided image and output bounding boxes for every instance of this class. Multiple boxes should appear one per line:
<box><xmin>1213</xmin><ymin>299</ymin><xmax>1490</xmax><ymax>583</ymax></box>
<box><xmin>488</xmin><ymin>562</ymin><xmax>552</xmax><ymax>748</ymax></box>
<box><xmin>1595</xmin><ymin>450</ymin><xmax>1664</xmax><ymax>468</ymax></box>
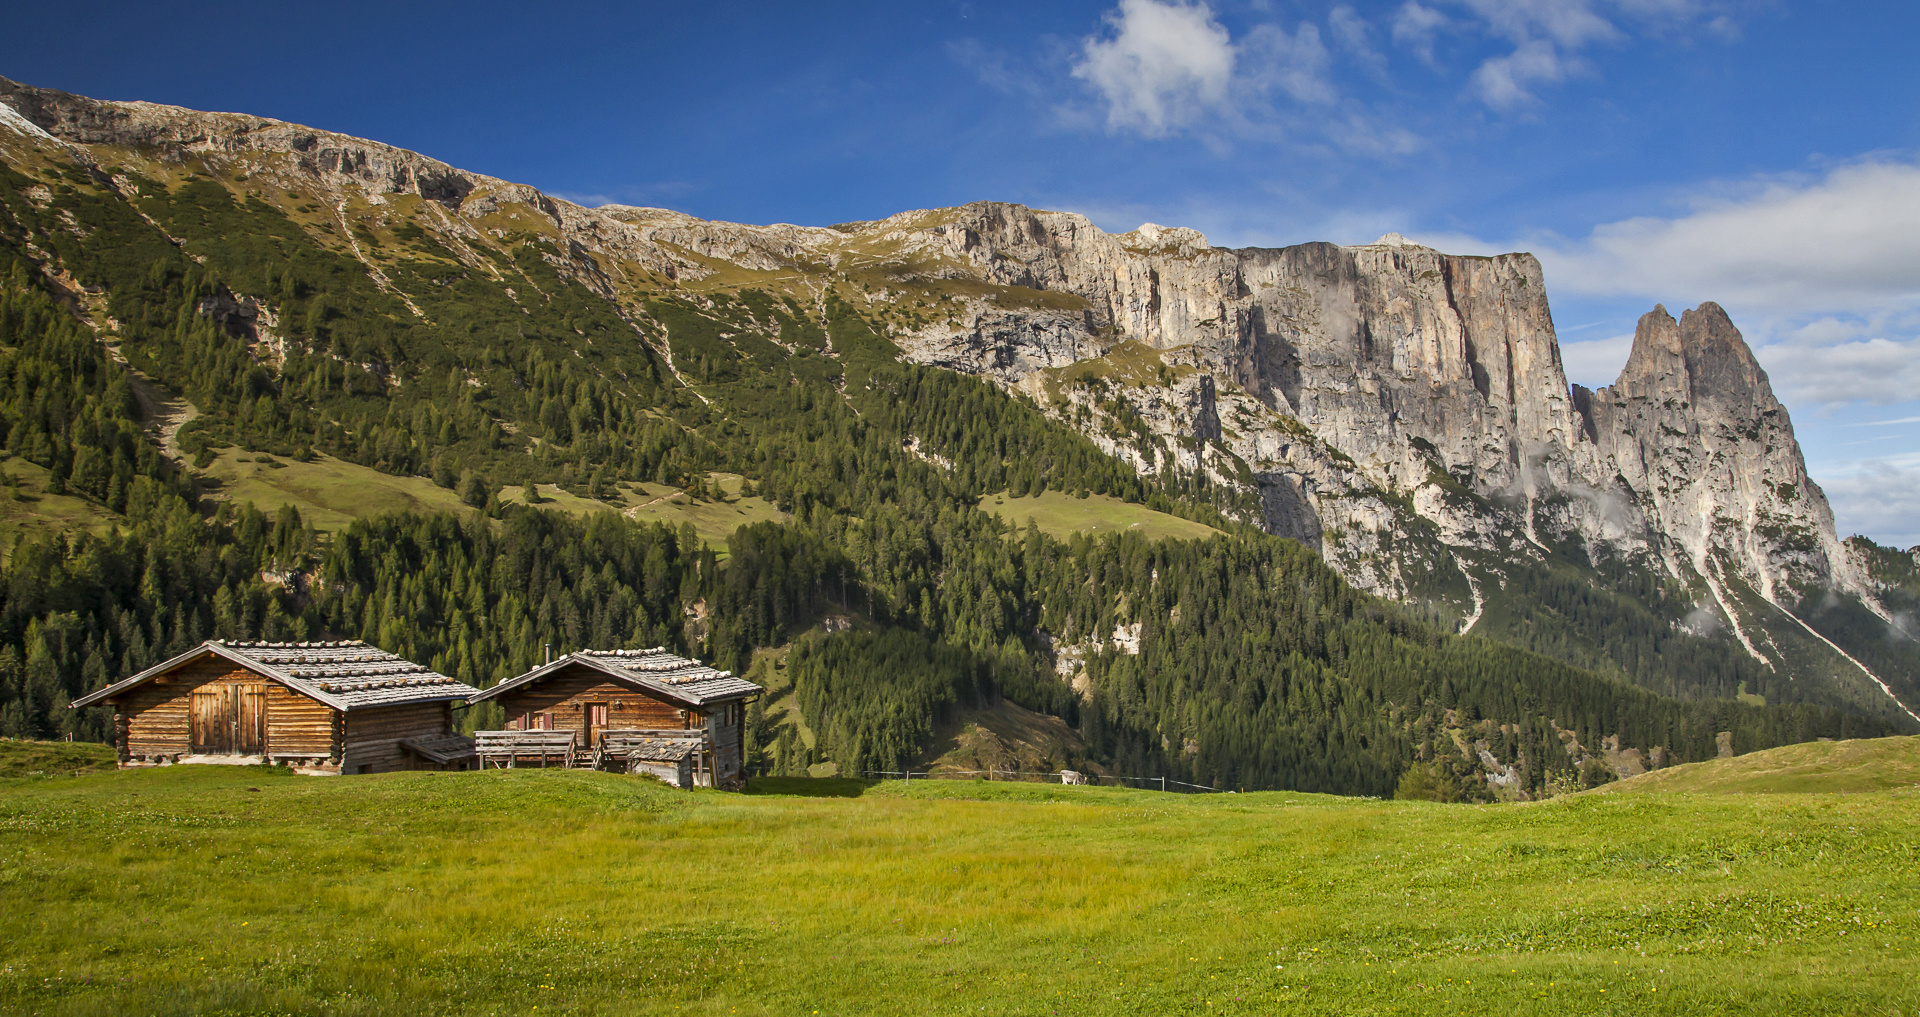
<box><xmin>1</xmin><ymin>75</ymin><xmax>1913</xmax><ymax>792</ymax></box>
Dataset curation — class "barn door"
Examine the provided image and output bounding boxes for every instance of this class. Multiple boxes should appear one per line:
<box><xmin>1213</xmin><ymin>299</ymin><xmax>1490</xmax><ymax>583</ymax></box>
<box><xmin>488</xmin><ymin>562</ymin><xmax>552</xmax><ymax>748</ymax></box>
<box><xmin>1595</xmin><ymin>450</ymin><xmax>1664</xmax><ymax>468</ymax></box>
<box><xmin>190</xmin><ymin>686</ymin><xmax>234</xmax><ymax>754</ymax></box>
<box><xmin>237</xmin><ymin>684</ymin><xmax>267</xmax><ymax>754</ymax></box>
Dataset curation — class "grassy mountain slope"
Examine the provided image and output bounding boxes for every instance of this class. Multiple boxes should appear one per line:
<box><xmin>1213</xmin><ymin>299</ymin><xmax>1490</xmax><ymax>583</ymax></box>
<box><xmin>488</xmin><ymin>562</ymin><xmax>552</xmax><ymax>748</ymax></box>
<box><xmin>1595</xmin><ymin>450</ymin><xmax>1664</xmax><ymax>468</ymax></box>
<box><xmin>1598</xmin><ymin>734</ymin><xmax>1920</xmax><ymax>795</ymax></box>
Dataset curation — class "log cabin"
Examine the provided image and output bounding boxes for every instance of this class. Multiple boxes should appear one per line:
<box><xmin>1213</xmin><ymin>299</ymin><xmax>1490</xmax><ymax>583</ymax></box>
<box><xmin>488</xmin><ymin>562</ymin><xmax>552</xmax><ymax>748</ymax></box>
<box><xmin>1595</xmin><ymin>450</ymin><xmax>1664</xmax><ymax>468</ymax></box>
<box><xmin>468</xmin><ymin>648</ymin><xmax>761</xmax><ymax>788</ymax></box>
<box><xmin>70</xmin><ymin>640</ymin><xmax>481</xmax><ymax>774</ymax></box>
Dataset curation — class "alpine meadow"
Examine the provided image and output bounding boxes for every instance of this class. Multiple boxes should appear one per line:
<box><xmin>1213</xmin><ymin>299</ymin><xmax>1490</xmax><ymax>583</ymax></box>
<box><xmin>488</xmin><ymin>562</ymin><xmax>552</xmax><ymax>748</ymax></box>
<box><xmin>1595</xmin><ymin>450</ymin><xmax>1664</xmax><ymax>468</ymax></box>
<box><xmin>0</xmin><ymin>44</ymin><xmax>1918</xmax><ymax>1017</ymax></box>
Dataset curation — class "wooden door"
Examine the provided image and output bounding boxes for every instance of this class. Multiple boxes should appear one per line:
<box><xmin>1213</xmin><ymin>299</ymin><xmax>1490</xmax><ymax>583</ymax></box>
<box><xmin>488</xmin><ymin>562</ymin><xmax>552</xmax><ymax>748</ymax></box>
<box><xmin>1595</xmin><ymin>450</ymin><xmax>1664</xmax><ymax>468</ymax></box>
<box><xmin>585</xmin><ymin>702</ymin><xmax>608</xmax><ymax>751</ymax></box>
<box><xmin>237</xmin><ymin>684</ymin><xmax>267</xmax><ymax>754</ymax></box>
<box><xmin>190</xmin><ymin>686</ymin><xmax>233</xmax><ymax>754</ymax></box>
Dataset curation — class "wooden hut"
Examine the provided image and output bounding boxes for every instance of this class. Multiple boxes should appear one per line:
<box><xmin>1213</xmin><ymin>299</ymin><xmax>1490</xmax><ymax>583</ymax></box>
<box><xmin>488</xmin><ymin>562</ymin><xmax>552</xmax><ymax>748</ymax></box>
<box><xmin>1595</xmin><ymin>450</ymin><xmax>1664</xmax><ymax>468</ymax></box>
<box><xmin>468</xmin><ymin>648</ymin><xmax>761</xmax><ymax>788</ymax></box>
<box><xmin>70</xmin><ymin>640</ymin><xmax>480</xmax><ymax>774</ymax></box>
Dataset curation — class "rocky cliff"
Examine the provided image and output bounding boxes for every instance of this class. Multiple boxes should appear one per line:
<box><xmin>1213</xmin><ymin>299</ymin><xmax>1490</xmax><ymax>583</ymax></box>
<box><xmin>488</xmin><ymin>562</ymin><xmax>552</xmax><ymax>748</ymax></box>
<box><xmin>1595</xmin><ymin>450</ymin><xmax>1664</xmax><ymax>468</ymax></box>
<box><xmin>3</xmin><ymin>75</ymin><xmax>1914</xmax><ymax>723</ymax></box>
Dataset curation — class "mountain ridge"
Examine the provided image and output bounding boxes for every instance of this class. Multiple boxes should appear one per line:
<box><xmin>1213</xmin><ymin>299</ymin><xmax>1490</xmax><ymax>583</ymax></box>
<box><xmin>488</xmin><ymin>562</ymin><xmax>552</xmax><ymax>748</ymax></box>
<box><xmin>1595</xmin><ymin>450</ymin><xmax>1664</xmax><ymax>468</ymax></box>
<box><xmin>2</xmin><ymin>72</ymin><xmax>1915</xmax><ymax>733</ymax></box>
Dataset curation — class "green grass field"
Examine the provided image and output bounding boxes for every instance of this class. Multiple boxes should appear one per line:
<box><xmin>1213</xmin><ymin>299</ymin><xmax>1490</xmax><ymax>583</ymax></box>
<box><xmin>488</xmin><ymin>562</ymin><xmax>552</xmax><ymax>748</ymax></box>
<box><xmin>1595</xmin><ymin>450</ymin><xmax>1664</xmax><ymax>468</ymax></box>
<box><xmin>979</xmin><ymin>489</ymin><xmax>1221</xmax><ymax>543</ymax></box>
<box><xmin>196</xmin><ymin>449</ymin><xmax>476</xmax><ymax>530</ymax></box>
<box><xmin>194</xmin><ymin>452</ymin><xmax>786</xmax><ymax>547</ymax></box>
<box><xmin>1</xmin><ymin>738</ymin><xmax>1916</xmax><ymax>1016</ymax></box>
<box><xmin>616</xmin><ymin>476</ymin><xmax>789</xmax><ymax>548</ymax></box>
<box><xmin>1597</xmin><ymin>734</ymin><xmax>1920</xmax><ymax>795</ymax></box>
<box><xmin>0</xmin><ymin>455</ymin><xmax>122</xmax><ymax>554</ymax></box>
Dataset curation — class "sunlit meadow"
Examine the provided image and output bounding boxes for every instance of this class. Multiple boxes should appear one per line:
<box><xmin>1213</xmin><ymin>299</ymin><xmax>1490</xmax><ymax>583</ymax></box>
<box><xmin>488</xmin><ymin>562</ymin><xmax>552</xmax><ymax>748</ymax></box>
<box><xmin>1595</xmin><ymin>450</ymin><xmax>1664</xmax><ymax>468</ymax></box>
<box><xmin>1</xmin><ymin>739</ymin><xmax>1916</xmax><ymax>1015</ymax></box>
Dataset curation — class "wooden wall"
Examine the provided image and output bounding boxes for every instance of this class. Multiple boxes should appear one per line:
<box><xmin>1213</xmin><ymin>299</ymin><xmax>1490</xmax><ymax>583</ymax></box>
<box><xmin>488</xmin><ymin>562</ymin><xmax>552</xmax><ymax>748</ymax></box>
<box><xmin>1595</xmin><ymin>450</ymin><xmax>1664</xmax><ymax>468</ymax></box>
<box><xmin>117</xmin><ymin>657</ymin><xmax>245</xmax><ymax>760</ymax></box>
<box><xmin>266</xmin><ymin>682</ymin><xmax>335</xmax><ymax>763</ymax></box>
<box><xmin>342</xmin><ymin>701</ymin><xmax>454</xmax><ymax>774</ymax></box>
<box><xmin>116</xmin><ymin>657</ymin><xmax>338</xmax><ymax>767</ymax></box>
<box><xmin>706</xmin><ymin>700</ymin><xmax>746</xmax><ymax>786</ymax></box>
<box><xmin>633</xmin><ymin>757</ymin><xmax>693</xmax><ymax>787</ymax></box>
<box><xmin>495</xmin><ymin>663</ymin><xmax>752</xmax><ymax>786</ymax></box>
<box><xmin>497</xmin><ymin>664</ymin><xmax>692</xmax><ymax>738</ymax></box>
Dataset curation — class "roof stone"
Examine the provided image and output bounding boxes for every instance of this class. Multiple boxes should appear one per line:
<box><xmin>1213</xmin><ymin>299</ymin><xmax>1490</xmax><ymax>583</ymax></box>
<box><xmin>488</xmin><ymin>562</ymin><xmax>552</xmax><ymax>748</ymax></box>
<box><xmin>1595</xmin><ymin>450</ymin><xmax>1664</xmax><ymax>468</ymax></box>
<box><xmin>215</xmin><ymin>639</ymin><xmax>478</xmax><ymax>709</ymax></box>
<box><xmin>571</xmin><ymin>648</ymin><xmax>761</xmax><ymax>702</ymax></box>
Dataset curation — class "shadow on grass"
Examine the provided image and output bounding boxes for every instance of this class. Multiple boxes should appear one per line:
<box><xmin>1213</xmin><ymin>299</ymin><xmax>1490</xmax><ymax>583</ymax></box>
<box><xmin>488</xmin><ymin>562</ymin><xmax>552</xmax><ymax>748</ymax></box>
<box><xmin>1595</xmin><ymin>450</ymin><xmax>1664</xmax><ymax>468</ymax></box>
<box><xmin>742</xmin><ymin>776</ymin><xmax>875</xmax><ymax>798</ymax></box>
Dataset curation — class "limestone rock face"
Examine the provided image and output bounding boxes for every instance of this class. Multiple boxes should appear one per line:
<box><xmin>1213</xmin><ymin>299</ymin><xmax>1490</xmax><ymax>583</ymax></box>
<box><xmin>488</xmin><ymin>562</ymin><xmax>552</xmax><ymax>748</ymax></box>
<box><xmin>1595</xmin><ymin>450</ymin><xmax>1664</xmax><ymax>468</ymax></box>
<box><xmin>854</xmin><ymin>204</ymin><xmax>1856</xmax><ymax>621</ymax></box>
<box><xmin>1576</xmin><ymin>303</ymin><xmax>1846</xmax><ymax>613</ymax></box>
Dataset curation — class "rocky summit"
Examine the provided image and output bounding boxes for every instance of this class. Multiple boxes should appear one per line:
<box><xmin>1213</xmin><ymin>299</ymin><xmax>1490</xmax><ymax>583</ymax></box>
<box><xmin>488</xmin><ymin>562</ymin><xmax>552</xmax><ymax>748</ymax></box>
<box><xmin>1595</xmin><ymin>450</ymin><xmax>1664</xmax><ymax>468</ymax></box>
<box><xmin>3</xmin><ymin>74</ymin><xmax>1916</xmax><ymax>729</ymax></box>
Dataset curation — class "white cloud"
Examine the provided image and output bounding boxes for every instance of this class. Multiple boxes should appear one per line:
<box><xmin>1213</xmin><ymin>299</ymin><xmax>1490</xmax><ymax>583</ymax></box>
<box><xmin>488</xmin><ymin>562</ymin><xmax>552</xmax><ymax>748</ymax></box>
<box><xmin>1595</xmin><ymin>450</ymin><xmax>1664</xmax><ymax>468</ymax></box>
<box><xmin>1820</xmin><ymin>460</ymin><xmax>1920</xmax><ymax>548</ymax></box>
<box><xmin>1328</xmin><ymin>4</ymin><xmax>1390</xmax><ymax>78</ymax></box>
<box><xmin>1457</xmin><ymin>0</ymin><xmax>1621</xmax><ymax>48</ymax></box>
<box><xmin>1051</xmin><ymin>0</ymin><xmax>1743</xmax><ymax>144</ymax></box>
<box><xmin>1543</xmin><ymin>161</ymin><xmax>1920</xmax><ymax>312</ymax></box>
<box><xmin>1328</xmin><ymin>5</ymin><xmax>1375</xmax><ymax>56</ymax></box>
<box><xmin>1241</xmin><ymin>21</ymin><xmax>1337</xmax><ymax>106</ymax></box>
<box><xmin>1469</xmin><ymin>37</ymin><xmax>1576</xmax><ymax>107</ymax></box>
<box><xmin>1387</xmin><ymin>0</ymin><xmax>1732</xmax><ymax>109</ymax></box>
<box><xmin>1392</xmin><ymin>2</ymin><xmax>1450</xmax><ymax>64</ymax></box>
<box><xmin>1558</xmin><ymin>332</ymin><xmax>1635</xmax><ymax>388</ymax></box>
<box><xmin>1752</xmin><ymin>331</ymin><xmax>1920</xmax><ymax>408</ymax></box>
<box><xmin>1069</xmin><ymin>0</ymin><xmax>1368</xmax><ymax>145</ymax></box>
<box><xmin>1072</xmin><ymin>0</ymin><xmax>1238</xmax><ymax>136</ymax></box>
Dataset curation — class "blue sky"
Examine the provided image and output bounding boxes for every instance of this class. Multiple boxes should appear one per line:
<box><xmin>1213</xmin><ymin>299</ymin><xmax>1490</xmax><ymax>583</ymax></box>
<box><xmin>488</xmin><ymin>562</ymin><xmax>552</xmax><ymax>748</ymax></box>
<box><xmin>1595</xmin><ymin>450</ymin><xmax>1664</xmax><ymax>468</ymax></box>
<box><xmin>5</xmin><ymin>1</ymin><xmax>1918</xmax><ymax>544</ymax></box>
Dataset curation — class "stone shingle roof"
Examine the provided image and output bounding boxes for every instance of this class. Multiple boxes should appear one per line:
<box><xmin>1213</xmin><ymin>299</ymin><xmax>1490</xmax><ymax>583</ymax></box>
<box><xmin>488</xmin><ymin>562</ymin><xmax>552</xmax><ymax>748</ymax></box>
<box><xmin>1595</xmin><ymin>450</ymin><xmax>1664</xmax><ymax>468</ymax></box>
<box><xmin>469</xmin><ymin>647</ymin><xmax>763</xmax><ymax>708</ymax></box>
<box><xmin>572</xmin><ymin>648</ymin><xmax>763</xmax><ymax>703</ymax></box>
<box><xmin>219</xmin><ymin>641</ymin><xmax>479</xmax><ymax>709</ymax></box>
<box><xmin>70</xmin><ymin>640</ymin><xmax>480</xmax><ymax>712</ymax></box>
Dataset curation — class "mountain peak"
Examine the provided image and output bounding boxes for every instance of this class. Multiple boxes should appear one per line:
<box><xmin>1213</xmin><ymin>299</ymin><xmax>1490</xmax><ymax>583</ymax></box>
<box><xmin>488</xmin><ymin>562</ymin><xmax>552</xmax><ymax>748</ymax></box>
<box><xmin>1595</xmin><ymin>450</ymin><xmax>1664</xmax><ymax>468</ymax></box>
<box><xmin>1614</xmin><ymin>301</ymin><xmax>1772</xmax><ymax>410</ymax></box>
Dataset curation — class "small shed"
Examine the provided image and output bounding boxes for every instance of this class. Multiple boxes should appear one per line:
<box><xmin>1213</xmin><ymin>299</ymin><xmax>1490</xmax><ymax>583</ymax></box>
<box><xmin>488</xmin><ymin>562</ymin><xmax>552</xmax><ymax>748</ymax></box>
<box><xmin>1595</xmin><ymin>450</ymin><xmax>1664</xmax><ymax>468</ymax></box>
<box><xmin>70</xmin><ymin>640</ymin><xmax>480</xmax><ymax>774</ymax></box>
<box><xmin>599</xmin><ymin>730</ymin><xmax>710</xmax><ymax>787</ymax></box>
<box><xmin>468</xmin><ymin>648</ymin><xmax>762</xmax><ymax>788</ymax></box>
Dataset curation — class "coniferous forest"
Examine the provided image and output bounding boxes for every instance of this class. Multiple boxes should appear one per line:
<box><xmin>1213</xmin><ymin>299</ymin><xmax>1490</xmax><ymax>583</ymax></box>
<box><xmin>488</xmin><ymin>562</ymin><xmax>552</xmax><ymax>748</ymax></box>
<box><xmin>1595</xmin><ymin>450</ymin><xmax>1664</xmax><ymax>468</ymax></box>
<box><xmin>0</xmin><ymin>144</ymin><xmax>1901</xmax><ymax>798</ymax></box>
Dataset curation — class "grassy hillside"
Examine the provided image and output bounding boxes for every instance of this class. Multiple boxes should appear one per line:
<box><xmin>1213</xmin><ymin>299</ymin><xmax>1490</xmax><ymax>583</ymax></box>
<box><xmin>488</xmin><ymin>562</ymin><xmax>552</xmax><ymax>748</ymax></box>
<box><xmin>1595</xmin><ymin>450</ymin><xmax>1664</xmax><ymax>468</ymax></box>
<box><xmin>1597</xmin><ymin>735</ymin><xmax>1920</xmax><ymax>795</ymax></box>
<box><xmin>0</xmin><ymin>454</ymin><xmax>121</xmax><ymax>553</ymax></box>
<box><xmin>194</xmin><ymin>450</ymin><xmax>788</xmax><ymax>547</ymax></box>
<box><xmin>616</xmin><ymin>476</ymin><xmax>789</xmax><ymax>548</ymax></box>
<box><xmin>923</xmin><ymin>697</ymin><xmax>1099</xmax><ymax>776</ymax></box>
<box><xmin>978</xmin><ymin>488</ymin><xmax>1221</xmax><ymax>543</ymax></box>
<box><xmin>1</xmin><ymin>762</ymin><xmax>1914</xmax><ymax>1015</ymax></box>
<box><xmin>0</xmin><ymin>738</ymin><xmax>115</xmax><ymax>777</ymax></box>
<box><xmin>195</xmin><ymin>448</ymin><xmax>474</xmax><ymax>530</ymax></box>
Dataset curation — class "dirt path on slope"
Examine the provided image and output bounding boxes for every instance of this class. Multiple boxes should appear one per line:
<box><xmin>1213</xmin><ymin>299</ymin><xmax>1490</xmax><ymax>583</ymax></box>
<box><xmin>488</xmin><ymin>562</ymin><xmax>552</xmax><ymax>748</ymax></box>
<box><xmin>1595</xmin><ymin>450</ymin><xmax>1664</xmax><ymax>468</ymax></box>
<box><xmin>111</xmin><ymin>351</ymin><xmax>199</xmax><ymax>463</ymax></box>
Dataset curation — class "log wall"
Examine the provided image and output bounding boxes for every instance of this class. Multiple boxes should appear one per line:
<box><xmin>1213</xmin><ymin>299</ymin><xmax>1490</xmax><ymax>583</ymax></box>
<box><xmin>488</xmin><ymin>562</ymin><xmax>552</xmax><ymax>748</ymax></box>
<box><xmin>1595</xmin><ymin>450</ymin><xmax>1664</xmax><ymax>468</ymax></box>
<box><xmin>115</xmin><ymin>657</ymin><xmax>336</xmax><ymax>765</ymax></box>
<box><xmin>118</xmin><ymin>658</ymin><xmax>247</xmax><ymax>760</ymax></box>
<box><xmin>495</xmin><ymin>663</ymin><xmax>751</xmax><ymax>785</ymax></box>
<box><xmin>266</xmin><ymin>682</ymin><xmax>334</xmax><ymax>762</ymax></box>
<box><xmin>706</xmin><ymin>700</ymin><xmax>746</xmax><ymax>786</ymax></box>
<box><xmin>498</xmin><ymin>665</ymin><xmax>692</xmax><ymax>739</ymax></box>
<box><xmin>343</xmin><ymin>701</ymin><xmax>454</xmax><ymax>774</ymax></box>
